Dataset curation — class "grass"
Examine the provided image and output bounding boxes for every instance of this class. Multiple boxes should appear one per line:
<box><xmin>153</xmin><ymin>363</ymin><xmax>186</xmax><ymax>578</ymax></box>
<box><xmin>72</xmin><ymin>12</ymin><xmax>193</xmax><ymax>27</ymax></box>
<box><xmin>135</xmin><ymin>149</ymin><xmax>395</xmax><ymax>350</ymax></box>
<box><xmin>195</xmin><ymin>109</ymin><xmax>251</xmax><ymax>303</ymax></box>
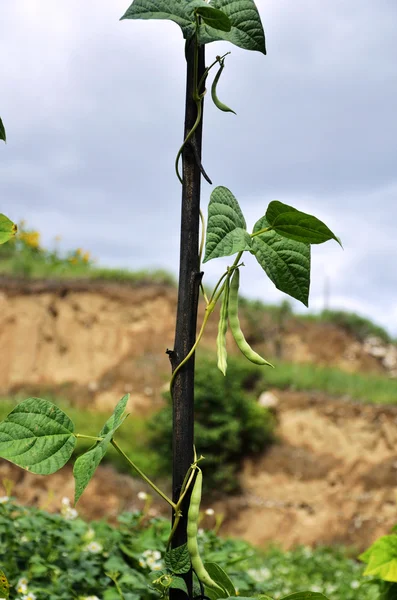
<box><xmin>0</xmin><ymin>396</ymin><xmax>162</xmax><ymax>477</ymax></box>
<box><xmin>260</xmin><ymin>359</ymin><xmax>397</xmax><ymax>405</ymax></box>
<box><xmin>302</xmin><ymin>309</ymin><xmax>394</xmax><ymax>344</ymax></box>
<box><xmin>0</xmin><ymin>256</ymin><xmax>176</xmax><ymax>286</ymax></box>
<box><xmin>0</xmin><ymin>223</ymin><xmax>176</xmax><ymax>285</ymax></box>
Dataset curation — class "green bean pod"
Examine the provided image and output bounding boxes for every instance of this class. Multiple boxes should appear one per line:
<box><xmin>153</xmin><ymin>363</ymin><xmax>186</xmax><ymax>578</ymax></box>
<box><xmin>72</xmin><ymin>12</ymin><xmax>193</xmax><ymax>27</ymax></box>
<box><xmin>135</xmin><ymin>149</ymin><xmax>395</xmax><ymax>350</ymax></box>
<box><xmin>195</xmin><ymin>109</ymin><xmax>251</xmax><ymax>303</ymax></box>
<box><xmin>216</xmin><ymin>276</ymin><xmax>230</xmax><ymax>376</ymax></box>
<box><xmin>187</xmin><ymin>470</ymin><xmax>223</xmax><ymax>592</ymax></box>
<box><xmin>211</xmin><ymin>59</ymin><xmax>237</xmax><ymax>115</ymax></box>
<box><xmin>229</xmin><ymin>268</ymin><xmax>274</xmax><ymax>367</ymax></box>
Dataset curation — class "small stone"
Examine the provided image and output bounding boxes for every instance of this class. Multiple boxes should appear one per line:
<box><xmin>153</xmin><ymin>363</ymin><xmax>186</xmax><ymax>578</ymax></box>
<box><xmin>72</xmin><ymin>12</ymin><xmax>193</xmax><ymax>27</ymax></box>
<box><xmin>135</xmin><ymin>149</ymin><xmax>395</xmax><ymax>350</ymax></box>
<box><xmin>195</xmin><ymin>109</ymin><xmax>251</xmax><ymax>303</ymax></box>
<box><xmin>258</xmin><ymin>391</ymin><xmax>279</xmax><ymax>409</ymax></box>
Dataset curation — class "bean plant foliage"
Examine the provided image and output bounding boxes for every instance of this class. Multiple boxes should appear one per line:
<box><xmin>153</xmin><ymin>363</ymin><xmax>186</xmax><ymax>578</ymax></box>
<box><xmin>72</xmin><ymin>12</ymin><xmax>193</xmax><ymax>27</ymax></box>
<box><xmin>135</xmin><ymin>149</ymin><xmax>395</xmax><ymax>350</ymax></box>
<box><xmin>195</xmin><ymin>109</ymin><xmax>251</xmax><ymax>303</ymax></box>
<box><xmin>0</xmin><ymin>0</ymin><xmax>350</xmax><ymax>599</ymax></box>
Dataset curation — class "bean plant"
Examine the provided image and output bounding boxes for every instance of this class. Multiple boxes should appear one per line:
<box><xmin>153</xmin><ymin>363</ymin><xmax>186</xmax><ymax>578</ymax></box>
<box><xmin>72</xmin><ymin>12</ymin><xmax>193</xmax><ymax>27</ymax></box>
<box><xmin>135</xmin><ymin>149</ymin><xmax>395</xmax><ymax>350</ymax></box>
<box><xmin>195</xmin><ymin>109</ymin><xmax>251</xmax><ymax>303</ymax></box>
<box><xmin>0</xmin><ymin>2</ymin><xmax>344</xmax><ymax>599</ymax></box>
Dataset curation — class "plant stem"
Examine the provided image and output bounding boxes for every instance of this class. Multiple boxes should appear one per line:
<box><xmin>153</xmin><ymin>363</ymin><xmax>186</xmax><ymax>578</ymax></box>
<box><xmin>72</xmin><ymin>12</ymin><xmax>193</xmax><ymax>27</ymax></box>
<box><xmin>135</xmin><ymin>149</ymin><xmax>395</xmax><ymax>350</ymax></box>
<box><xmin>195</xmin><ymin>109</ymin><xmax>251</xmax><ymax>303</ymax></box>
<box><xmin>110</xmin><ymin>439</ymin><xmax>176</xmax><ymax>510</ymax></box>
<box><xmin>251</xmin><ymin>226</ymin><xmax>272</xmax><ymax>238</ymax></box>
<box><xmin>208</xmin><ymin>251</ymin><xmax>244</xmax><ymax>305</ymax></box>
<box><xmin>170</xmin><ymin>306</ymin><xmax>213</xmax><ymax>393</ymax></box>
<box><xmin>199</xmin><ymin>209</ymin><xmax>209</xmax><ymax>304</ymax></box>
<box><xmin>75</xmin><ymin>434</ymin><xmax>103</xmax><ymax>442</ymax></box>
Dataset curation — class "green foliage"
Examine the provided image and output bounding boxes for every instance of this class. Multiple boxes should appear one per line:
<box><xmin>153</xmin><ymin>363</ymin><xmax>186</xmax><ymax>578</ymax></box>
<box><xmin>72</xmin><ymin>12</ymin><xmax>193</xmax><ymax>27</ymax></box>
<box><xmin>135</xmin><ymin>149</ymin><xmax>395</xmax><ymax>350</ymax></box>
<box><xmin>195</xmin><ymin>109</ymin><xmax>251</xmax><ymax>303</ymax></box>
<box><xmin>0</xmin><ymin>569</ymin><xmax>9</xmax><ymax>599</ymax></box>
<box><xmin>74</xmin><ymin>395</ymin><xmax>129</xmax><ymax>503</ymax></box>
<box><xmin>198</xmin><ymin>0</ymin><xmax>266</xmax><ymax>54</ymax></box>
<box><xmin>359</xmin><ymin>535</ymin><xmax>397</xmax><ymax>581</ymax></box>
<box><xmin>260</xmin><ymin>360</ymin><xmax>397</xmax><ymax>405</ymax></box>
<box><xmin>164</xmin><ymin>544</ymin><xmax>190</xmax><ymax>574</ymax></box>
<box><xmin>0</xmin><ymin>117</ymin><xmax>6</xmax><ymax>142</ymax></box>
<box><xmin>204</xmin><ymin>562</ymin><xmax>237</xmax><ymax>598</ymax></box>
<box><xmin>0</xmin><ymin>214</ymin><xmax>16</xmax><ymax>245</ymax></box>
<box><xmin>0</xmin><ymin>499</ymin><xmax>379</xmax><ymax>599</ymax></box>
<box><xmin>252</xmin><ymin>216</ymin><xmax>311</xmax><ymax>306</ymax></box>
<box><xmin>203</xmin><ymin>186</ymin><xmax>252</xmax><ymax>263</ymax></box>
<box><xmin>0</xmin><ymin>220</ymin><xmax>176</xmax><ymax>285</ymax></box>
<box><xmin>0</xmin><ymin>396</ymin><xmax>161</xmax><ymax>479</ymax></box>
<box><xmin>121</xmin><ymin>0</ymin><xmax>266</xmax><ymax>54</ymax></box>
<box><xmin>203</xmin><ymin>186</ymin><xmax>340</xmax><ymax>307</ymax></box>
<box><xmin>265</xmin><ymin>202</ymin><xmax>341</xmax><ymax>247</ymax></box>
<box><xmin>150</xmin><ymin>353</ymin><xmax>275</xmax><ymax>493</ymax></box>
<box><xmin>359</xmin><ymin>529</ymin><xmax>397</xmax><ymax>599</ymax></box>
<box><xmin>195</xmin><ymin>6</ymin><xmax>231</xmax><ymax>32</ymax></box>
<box><xmin>0</xmin><ymin>398</ymin><xmax>76</xmax><ymax>475</ymax></box>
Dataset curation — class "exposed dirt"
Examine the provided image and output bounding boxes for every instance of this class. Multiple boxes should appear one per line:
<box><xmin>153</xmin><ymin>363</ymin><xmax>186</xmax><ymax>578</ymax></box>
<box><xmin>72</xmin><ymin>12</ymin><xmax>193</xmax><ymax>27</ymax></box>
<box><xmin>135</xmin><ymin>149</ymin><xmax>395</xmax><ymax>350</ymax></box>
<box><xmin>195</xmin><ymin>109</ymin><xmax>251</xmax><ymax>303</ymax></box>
<box><xmin>214</xmin><ymin>391</ymin><xmax>397</xmax><ymax>550</ymax></box>
<box><xmin>0</xmin><ymin>279</ymin><xmax>396</xmax><ymax>551</ymax></box>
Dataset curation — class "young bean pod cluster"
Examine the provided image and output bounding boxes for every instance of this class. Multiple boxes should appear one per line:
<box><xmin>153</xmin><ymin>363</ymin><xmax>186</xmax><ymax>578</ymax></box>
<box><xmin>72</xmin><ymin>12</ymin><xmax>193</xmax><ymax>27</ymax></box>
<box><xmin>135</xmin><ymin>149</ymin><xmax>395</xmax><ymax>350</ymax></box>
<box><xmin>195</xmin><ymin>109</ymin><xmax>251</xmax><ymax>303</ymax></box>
<box><xmin>229</xmin><ymin>268</ymin><xmax>274</xmax><ymax>367</ymax></box>
<box><xmin>187</xmin><ymin>469</ymin><xmax>223</xmax><ymax>592</ymax></box>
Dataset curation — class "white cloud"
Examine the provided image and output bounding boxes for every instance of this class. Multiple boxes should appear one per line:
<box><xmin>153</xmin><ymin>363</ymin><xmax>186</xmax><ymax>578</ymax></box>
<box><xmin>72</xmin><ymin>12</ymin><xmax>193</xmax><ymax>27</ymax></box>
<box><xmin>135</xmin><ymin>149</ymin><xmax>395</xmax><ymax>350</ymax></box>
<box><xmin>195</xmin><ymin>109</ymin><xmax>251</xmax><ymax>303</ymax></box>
<box><xmin>1</xmin><ymin>0</ymin><xmax>396</xmax><ymax>336</ymax></box>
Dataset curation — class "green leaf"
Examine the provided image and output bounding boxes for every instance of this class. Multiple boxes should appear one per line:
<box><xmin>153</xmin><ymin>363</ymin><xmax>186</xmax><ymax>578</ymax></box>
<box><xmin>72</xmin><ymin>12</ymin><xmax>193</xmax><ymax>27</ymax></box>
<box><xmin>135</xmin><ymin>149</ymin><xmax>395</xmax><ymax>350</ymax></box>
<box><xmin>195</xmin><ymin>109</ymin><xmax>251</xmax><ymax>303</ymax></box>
<box><xmin>359</xmin><ymin>535</ymin><xmax>397</xmax><ymax>582</ymax></box>
<box><xmin>165</xmin><ymin>543</ymin><xmax>191</xmax><ymax>574</ymax></box>
<box><xmin>0</xmin><ymin>214</ymin><xmax>17</xmax><ymax>245</ymax></box>
<box><xmin>0</xmin><ymin>398</ymin><xmax>76</xmax><ymax>475</ymax></box>
<box><xmin>204</xmin><ymin>563</ymin><xmax>236</xmax><ymax>597</ymax></box>
<box><xmin>204</xmin><ymin>186</ymin><xmax>251</xmax><ymax>262</ymax></box>
<box><xmin>266</xmin><ymin>201</ymin><xmax>342</xmax><ymax>246</ymax></box>
<box><xmin>252</xmin><ymin>216</ymin><xmax>311</xmax><ymax>306</ymax></box>
<box><xmin>99</xmin><ymin>393</ymin><xmax>130</xmax><ymax>437</ymax></box>
<box><xmin>0</xmin><ymin>117</ymin><xmax>6</xmax><ymax>143</ymax></box>
<box><xmin>73</xmin><ymin>395</ymin><xmax>129</xmax><ymax>503</ymax></box>
<box><xmin>280</xmin><ymin>594</ymin><xmax>329</xmax><ymax>600</ymax></box>
<box><xmin>0</xmin><ymin>569</ymin><xmax>10</xmax><ymax>600</ymax></box>
<box><xmin>196</xmin><ymin>6</ymin><xmax>231</xmax><ymax>31</ymax></box>
<box><xmin>121</xmin><ymin>0</ymin><xmax>266</xmax><ymax>54</ymax></box>
<box><xmin>170</xmin><ymin>576</ymin><xmax>189</xmax><ymax>594</ymax></box>
<box><xmin>200</xmin><ymin>0</ymin><xmax>266</xmax><ymax>54</ymax></box>
<box><xmin>120</xmin><ymin>0</ymin><xmax>207</xmax><ymax>39</ymax></box>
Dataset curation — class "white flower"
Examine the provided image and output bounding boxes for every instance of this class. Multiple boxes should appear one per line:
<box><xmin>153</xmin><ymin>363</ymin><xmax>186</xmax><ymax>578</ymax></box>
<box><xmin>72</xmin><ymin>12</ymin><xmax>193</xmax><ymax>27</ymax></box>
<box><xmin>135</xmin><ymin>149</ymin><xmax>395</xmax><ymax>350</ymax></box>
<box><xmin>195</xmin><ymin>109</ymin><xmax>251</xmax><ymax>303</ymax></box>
<box><xmin>0</xmin><ymin>496</ymin><xmax>9</xmax><ymax>504</ymax></box>
<box><xmin>17</xmin><ymin>583</ymin><xmax>28</xmax><ymax>594</ymax></box>
<box><xmin>247</xmin><ymin>567</ymin><xmax>271</xmax><ymax>583</ymax></box>
<box><xmin>350</xmin><ymin>581</ymin><xmax>360</xmax><ymax>589</ymax></box>
<box><xmin>139</xmin><ymin>549</ymin><xmax>163</xmax><ymax>569</ymax></box>
<box><xmin>83</xmin><ymin>596</ymin><xmax>101</xmax><ymax>600</ymax></box>
<box><xmin>197</xmin><ymin>528</ymin><xmax>204</xmax><ymax>537</ymax></box>
<box><xmin>20</xmin><ymin>536</ymin><xmax>29</xmax><ymax>543</ymax></box>
<box><xmin>84</xmin><ymin>541</ymin><xmax>103</xmax><ymax>554</ymax></box>
<box><xmin>205</xmin><ymin>508</ymin><xmax>215</xmax><ymax>516</ymax></box>
<box><xmin>61</xmin><ymin>497</ymin><xmax>71</xmax><ymax>507</ymax></box>
<box><xmin>17</xmin><ymin>578</ymin><xmax>28</xmax><ymax>587</ymax></box>
<box><xmin>63</xmin><ymin>507</ymin><xmax>78</xmax><ymax>521</ymax></box>
<box><xmin>22</xmin><ymin>593</ymin><xmax>37</xmax><ymax>600</ymax></box>
<box><xmin>137</xmin><ymin>491</ymin><xmax>148</xmax><ymax>501</ymax></box>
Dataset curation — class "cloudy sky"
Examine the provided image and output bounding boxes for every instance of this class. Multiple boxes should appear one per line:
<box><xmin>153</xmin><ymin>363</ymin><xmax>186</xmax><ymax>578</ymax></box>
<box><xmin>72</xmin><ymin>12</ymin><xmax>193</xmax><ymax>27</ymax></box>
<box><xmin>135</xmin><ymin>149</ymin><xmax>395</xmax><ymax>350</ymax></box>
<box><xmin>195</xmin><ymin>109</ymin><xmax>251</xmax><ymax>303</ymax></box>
<box><xmin>1</xmin><ymin>0</ymin><xmax>396</xmax><ymax>334</ymax></box>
